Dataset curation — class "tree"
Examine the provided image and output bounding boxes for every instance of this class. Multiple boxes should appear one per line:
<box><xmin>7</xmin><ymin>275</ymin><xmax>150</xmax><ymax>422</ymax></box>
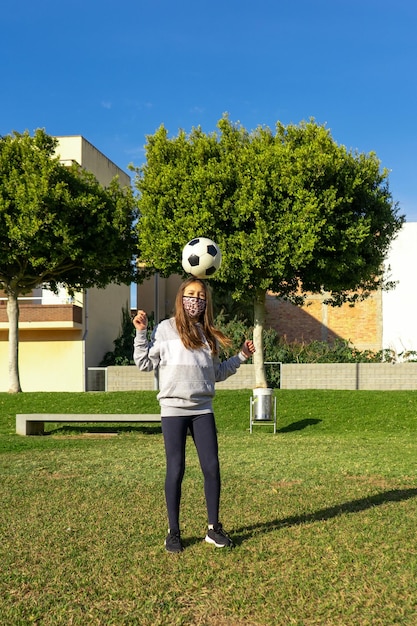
<box><xmin>0</xmin><ymin>129</ymin><xmax>138</xmax><ymax>393</ymax></box>
<box><xmin>133</xmin><ymin>116</ymin><xmax>404</xmax><ymax>387</ymax></box>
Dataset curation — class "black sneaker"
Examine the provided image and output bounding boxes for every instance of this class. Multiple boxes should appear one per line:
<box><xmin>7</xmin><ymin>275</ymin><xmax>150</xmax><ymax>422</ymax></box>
<box><xmin>205</xmin><ymin>523</ymin><xmax>233</xmax><ymax>548</ymax></box>
<box><xmin>164</xmin><ymin>531</ymin><xmax>184</xmax><ymax>553</ymax></box>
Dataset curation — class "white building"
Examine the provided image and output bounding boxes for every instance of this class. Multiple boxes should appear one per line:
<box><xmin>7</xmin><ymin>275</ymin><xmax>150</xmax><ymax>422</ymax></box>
<box><xmin>383</xmin><ymin>222</ymin><xmax>417</xmax><ymax>358</ymax></box>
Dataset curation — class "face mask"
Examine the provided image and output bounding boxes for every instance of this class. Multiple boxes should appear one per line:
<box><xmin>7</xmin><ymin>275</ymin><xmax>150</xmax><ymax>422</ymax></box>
<box><xmin>182</xmin><ymin>296</ymin><xmax>206</xmax><ymax>318</ymax></box>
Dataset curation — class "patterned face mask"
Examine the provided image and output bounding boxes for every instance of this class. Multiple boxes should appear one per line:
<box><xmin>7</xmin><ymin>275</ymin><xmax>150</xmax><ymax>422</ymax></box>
<box><xmin>182</xmin><ymin>296</ymin><xmax>206</xmax><ymax>318</ymax></box>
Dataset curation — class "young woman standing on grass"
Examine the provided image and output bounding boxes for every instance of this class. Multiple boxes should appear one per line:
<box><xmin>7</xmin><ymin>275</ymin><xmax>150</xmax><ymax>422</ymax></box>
<box><xmin>132</xmin><ymin>277</ymin><xmax>255</xmax><ymax>553</ymax></box>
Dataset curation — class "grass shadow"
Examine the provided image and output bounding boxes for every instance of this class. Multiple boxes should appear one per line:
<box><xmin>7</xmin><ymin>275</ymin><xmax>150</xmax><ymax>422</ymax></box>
<box><xmin>233</xmin><ymin>487</ymin><xmax>417</xmax><ymax>545</ymax></box>
<box><xmin>46</xmin><ymin>424</ymin><xmax>162</xmax><ymax>436</ymax></box>
<box><xmin>278</xmin><ymin>418</ymin><xmax>322</xmax><ymax>433</ymax></box>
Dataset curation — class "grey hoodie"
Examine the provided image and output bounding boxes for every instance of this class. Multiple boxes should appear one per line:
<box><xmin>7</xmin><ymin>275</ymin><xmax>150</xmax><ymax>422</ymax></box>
<box><xmin>133</xmin><ymin>318</ymin><xmax>247</xmax><ymax>417</ymax></box>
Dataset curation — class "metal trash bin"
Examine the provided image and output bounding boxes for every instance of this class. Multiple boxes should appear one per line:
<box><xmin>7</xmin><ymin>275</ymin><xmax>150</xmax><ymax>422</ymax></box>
<box><xmin>250</xmin><ymin>388</ymin><xmax>276</xmax><ymax>433</ymax></box>
<box><xmin>253</xmin><ymin>387</ymin><xmax>273</xmax><ymax>420</ymax></box>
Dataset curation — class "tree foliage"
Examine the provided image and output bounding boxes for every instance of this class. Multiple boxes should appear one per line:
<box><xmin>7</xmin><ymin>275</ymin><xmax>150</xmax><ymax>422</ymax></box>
<box><xmin>0</xmin><ymin>129</ymin><xmax>138</xmax><ymax>392</ymax></box>
<box><xmin>133</xmin><ymin>116</ymin><xmax>404</xmax><ymax>386</ymax></box>
<box><xmin>0</xmin><ymin>130</ymin><xmax>138</xmax><ymax>294</ymax></box>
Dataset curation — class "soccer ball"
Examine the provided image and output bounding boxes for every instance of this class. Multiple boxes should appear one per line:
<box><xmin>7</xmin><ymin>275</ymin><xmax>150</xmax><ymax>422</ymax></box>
<box><xmin>181</xmin><ymin>237</ymin><xmax>222</xmax><ymax>278</ymax></box>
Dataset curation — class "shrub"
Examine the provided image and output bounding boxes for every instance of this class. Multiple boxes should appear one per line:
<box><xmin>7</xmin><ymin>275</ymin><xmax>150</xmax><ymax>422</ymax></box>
<box><xmin>100</xmin><ymin>306</ymin><xmax>156</xmax><ymax>366</ymax></box>
<box><xmin>215</xmin><ymin>317</ymin><xmax>398</xmax><ymax>388</ymax></box>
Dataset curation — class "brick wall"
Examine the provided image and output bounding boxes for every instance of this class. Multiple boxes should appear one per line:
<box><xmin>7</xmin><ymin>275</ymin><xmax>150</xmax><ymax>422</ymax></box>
<box><xmin>265</xmin><ymin>289</ymin><xmax>382</xmax><ymax>351</ymax></box>
<box><xmin>0</xmin><ymin>304</ymin><xmax>83</xmax><ymax>324</ymax></box>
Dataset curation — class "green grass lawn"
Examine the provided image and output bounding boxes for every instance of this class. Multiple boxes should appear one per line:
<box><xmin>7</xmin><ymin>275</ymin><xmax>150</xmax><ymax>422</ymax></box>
<box><xmin>1</xmin><ymin>390</ymin><xmax>417</xmax><ymax>625</ymax></box>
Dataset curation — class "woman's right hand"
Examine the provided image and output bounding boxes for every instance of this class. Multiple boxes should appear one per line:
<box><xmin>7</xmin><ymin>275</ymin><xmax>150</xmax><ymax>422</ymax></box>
<box><xmin>133</xmin><ymin>310</ymin><xmax>148</xmax><ymax>331</ymax></box>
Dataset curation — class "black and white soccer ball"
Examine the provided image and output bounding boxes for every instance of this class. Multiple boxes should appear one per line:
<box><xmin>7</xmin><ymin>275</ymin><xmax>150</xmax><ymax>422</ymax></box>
<box><xmin>181</xmin><ymin>237</ymin><xmax>222</xmax><ymax>278</ymax></box>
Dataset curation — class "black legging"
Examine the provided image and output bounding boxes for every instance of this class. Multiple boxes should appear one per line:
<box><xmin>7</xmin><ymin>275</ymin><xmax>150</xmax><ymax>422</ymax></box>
<box><xmin>161</xmin><ymin>413</ymin><xmax>220</xmax><ymax>532</ymax></box>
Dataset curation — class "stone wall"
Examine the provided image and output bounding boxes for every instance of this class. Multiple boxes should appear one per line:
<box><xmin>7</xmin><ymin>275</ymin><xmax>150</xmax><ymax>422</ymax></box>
<box><xmin>106</xmin><ymin>366</ymin><xmax>157</xmax><ymax>391</ymax></box>
<box><xmin>106</xmin><ymin>365</ymin><xmax>256</xmax><ymax>391</ymax></box>
<box><xmin>280</xmin><ymin>363</ymin><xmax>417</xmax><ymax>390</ymax></box>
<box><xmin>99</xmin><ymin>363</ymin><xmax>417</xmax><ymax>392</ymax></box>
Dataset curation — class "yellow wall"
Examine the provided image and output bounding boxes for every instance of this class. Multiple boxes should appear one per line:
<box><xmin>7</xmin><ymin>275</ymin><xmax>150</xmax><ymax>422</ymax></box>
<box><xmin>0</xmin><ymin>284</ymin><xmax>130</xmax><ymax>391</ymax></box>
<box><xmin>0</xmin><ymin>330</ymin><xmax>84</xmax><ymax>392</ymax></box>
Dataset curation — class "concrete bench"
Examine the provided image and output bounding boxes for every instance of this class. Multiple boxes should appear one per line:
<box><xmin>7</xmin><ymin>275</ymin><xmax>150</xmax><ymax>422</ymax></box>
<box><xmin>16</xmin><ymin>413</ymin><xmax>161</xmax><ymax>436</ymax></box>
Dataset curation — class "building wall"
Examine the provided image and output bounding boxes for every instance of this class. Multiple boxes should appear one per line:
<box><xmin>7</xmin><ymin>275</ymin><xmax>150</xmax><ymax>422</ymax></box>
<box><xmin>0</xmin><ymin>283</ymin><xmax>129</xmax><ymax>391</ymax></box>
<box><xmin>0</xmin><ymin>329</ymin><xmax>84</xmax><ymax>392</ymax></box>
<box><xmin>55</xmin><ymin>136</ymin><xmax>130</xmax><ymax>188</ymax></box>
<box><xmin>85</xmin><ymin>284</ymin><xmax>131</xmax><ymax>367</ymax></box>
<box><xmin>267</xmin><ymin>223</ymin><xmax>417</xmax><ymax>355</ymax></box>
<box><xmin>265</xmin><ymin>289</ymin><xmax>382</xmax><ymax>351</ymax></box>
<box><xmin>382</xmin><ymin>222</ymin><xmax>417</xmax><ymax>357</ymax></box>
<box><xmin>136</xmin><ymin>274</ymin><xmax>182</xmax><ymax>322</ymax></box>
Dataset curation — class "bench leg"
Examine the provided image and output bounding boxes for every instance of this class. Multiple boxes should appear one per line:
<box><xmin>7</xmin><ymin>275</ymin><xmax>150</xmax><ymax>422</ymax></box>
<box><xmin>16</xmin><ymin>417</ymin><xmax>45</xmax><ymax>436</ymax></box>
<box><xmin>27</xmin><ymin>421</ymin><xmax>45</xmax><ymax>435</ymax></box>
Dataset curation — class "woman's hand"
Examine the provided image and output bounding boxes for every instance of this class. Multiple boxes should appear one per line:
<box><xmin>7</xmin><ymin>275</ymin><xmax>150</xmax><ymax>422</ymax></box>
<box><xmin>132</xmin><ymin>310</ymin><xmax>148</xmax><ymax>331</ymax></box>
<box><xmin>241</xmin><ymin>339</ymin><xmax>255</xmax><ymax>358</ymax></box>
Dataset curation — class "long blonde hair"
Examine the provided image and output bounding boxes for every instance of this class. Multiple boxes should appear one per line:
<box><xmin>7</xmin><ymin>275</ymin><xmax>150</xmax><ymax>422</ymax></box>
<box><xmin>174</xmin><ymin>278</ymin><xmax>231</xmax><ymax>354</ymax></box>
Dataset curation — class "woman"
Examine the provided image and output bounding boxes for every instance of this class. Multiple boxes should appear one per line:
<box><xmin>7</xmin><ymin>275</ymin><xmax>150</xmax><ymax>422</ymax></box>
<box><xmin>133</xmin><ymin>277</ymin><xmax>255</xmax><ymax>552</ymax></box>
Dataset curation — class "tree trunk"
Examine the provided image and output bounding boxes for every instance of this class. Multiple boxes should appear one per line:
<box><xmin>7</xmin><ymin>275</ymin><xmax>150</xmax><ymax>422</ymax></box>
<box><xmin>7</xmin><ymin>292</ymin><xmax>22</xmax><ymax>393</ymax></box>
<box><xmin>253</xmin><ymin>288</ymin><xmax>268</xmax><ymax>388</ymax></box>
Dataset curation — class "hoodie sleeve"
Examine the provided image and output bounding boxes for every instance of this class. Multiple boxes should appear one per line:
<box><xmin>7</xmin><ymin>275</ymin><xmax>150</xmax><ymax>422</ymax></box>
<box><xmin>133</xmin><ymin>327</ymin><xmax>160</xmax><ymax>372</ymax></box>
<box><xmin>212</xmin><ymin>350</ymin><xmax>248</xmax><ymax>383</ymax></box>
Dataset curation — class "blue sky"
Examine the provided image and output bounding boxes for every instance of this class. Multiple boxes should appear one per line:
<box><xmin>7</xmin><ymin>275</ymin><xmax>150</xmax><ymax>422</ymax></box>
<box><xmin>2</xmin><ymin>0</ymin><xmax>417</xmax><ymax>220</ymax></box>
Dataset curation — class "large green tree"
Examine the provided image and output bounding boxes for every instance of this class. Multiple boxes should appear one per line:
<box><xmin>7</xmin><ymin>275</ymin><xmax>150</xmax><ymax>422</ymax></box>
<box><xmin>133</xmin><ymin>117</ymin><xmax>404</xmax><ymax>387</ymax></box>
<box><xmin>0</xmin><ymin>129</ymin><xmax>138</xmax><ymax>393</ymax></box>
